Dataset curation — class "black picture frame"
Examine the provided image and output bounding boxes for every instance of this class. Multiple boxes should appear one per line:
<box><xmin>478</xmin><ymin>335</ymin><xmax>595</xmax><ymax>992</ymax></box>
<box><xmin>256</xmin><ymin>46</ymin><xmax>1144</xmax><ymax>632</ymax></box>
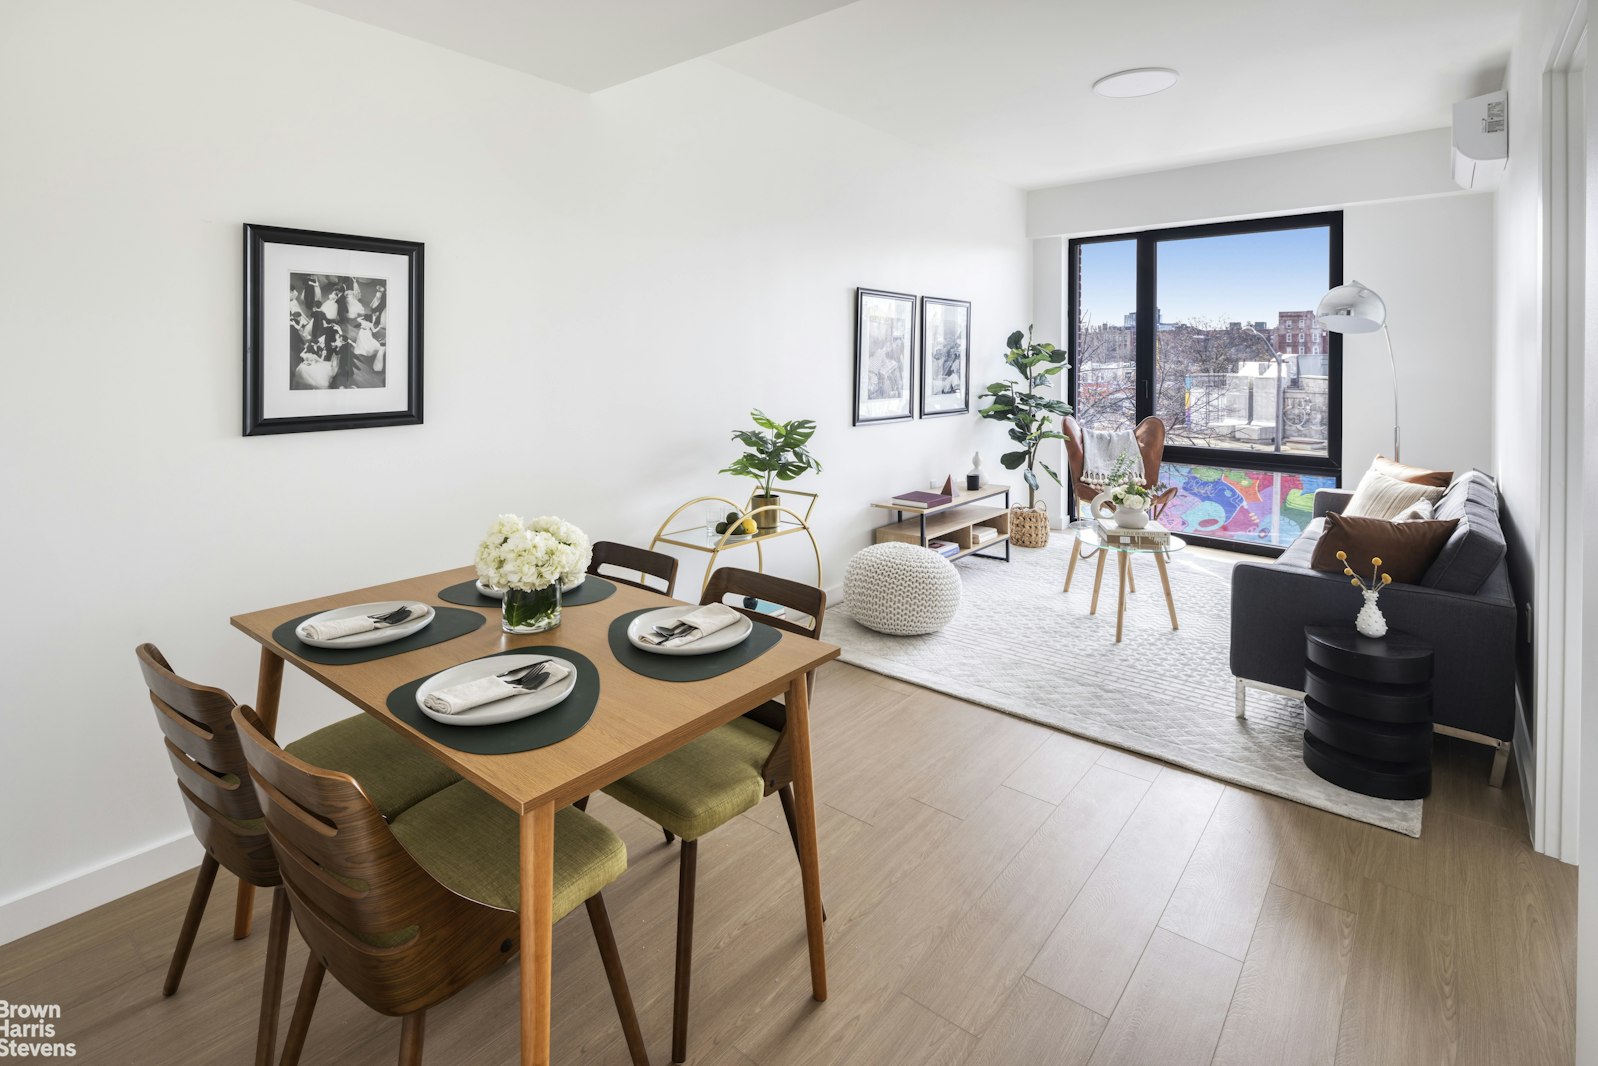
<box><xmin>919</xmin><ymin>296</ymin><xmax>971</xmax><ymax>417</ymax></box>
<box><xmin>853</xmin><ymin>287</ymin><xmax>917</xmax><ymax>425</ymax></box>
<box><xmin>243</xmin><ymin>223</ymin><xmax>425</xmax><ymax>436</ymax></box>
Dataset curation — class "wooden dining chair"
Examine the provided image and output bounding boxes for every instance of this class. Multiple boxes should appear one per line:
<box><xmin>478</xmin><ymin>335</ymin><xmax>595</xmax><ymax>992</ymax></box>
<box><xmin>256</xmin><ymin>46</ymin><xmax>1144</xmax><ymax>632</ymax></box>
<box><xmin>136</xmin><ymin>644</ymin><xmax>461</xmax><ymax>1066</ymax></box>
<box><xmin>588</xmin><ymin>540</ymin><xmax>679</xmax><ymax>597</ymax></box>
<box><xmin>599</xmin><ymin>568</ymin><xmax>824</xmax><ymax>1063</ymax></box>
<box><xmin>232</xmin><ymin>705</ymin><xmax>651</xmax><ymax>1066</ymax></box>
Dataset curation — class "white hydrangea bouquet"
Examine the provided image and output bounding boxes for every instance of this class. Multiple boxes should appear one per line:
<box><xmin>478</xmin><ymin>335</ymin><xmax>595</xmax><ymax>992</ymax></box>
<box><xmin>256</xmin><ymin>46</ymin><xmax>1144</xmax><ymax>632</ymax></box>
<box><xmin>476</xmin><ymin>514</ymin><xmax>591</xmax><ymax>633</ymax></box>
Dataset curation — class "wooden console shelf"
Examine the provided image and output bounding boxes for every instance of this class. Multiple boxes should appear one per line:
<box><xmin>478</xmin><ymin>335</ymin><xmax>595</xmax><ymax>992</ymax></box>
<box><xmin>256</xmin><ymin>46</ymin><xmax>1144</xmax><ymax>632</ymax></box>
<box><xmin>869</xmin><ymin>484</ymin><xmax>1012</xmax><ymax>561</ymax></box>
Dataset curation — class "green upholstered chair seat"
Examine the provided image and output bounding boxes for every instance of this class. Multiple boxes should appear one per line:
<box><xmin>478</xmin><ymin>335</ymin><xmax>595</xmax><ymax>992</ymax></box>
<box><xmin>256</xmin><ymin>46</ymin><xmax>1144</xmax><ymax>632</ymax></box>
<box><xmin>602</xmin><ymin>716</ymin><xmax>779</xmax><ymax>842</ymax></box>
<box><xmin>285</xmin><ymin>714</ymin><xmax>461</xmax><ymax>820</ymax></box>
<box><xmin>391</xmin><ymin>781</ymin><xmax>627</xmax><ymax>921</ymax></box>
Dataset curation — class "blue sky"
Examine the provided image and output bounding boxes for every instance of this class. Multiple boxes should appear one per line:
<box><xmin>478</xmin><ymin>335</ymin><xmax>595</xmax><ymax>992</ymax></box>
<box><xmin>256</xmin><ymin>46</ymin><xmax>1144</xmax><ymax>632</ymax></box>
<box><xmin>1077</xmin><ymin>227</ymin><xmax>1331</xmax><ymax>328</ymax></box>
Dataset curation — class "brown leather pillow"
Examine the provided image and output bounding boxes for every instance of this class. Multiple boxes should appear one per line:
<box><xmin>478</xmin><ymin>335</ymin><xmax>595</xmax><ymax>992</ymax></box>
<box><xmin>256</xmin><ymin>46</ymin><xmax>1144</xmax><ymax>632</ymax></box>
<box><xmin>1309</xmin><ymin>512</ymin><xmax>1460</xmax><ymax>585</ymax></box>
<box><xmin>1374</xmin><ymin>454</ymin><xmax>1452</xmax><ymax>488</ymax></box>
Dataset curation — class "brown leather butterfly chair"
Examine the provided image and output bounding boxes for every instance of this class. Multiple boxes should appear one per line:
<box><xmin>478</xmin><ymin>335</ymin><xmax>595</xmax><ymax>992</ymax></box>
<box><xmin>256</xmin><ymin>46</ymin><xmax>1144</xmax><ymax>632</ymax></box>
<box><xmin>597</xmin><ymin>567</ymin><xmax>824</xmax><ymax>1063</ymax></box>
<box><xmin>1062</xmin><ymin>414</ymin><xmax>1175</xmax><ymax>512</ymax></box>
<box><xmin>588</xmin><ymin>540</ymin><xmax>679</xmax><ymax>596</ymax></box>
<box><xmin>232</xmin><ymin>705</ymin><xmax>650</xmax><ymax>1066</ymax></box>
<box><xmin>136</xmin><ymin>644</ymin><xmax>459</xmax><ymax>1066</ymax></box>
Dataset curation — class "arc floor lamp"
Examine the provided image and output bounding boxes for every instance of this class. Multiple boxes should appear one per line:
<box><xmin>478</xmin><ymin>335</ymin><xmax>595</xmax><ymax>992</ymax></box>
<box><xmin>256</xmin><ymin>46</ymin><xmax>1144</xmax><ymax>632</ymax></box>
<box><xmin>1316</xmin><ymin>280</ymin><xmax>1399</xmax><ymax>460</ymax></box>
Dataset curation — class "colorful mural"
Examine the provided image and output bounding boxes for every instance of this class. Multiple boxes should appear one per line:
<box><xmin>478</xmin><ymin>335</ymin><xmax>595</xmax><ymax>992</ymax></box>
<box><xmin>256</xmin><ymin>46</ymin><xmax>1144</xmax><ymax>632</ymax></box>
<box><xmin>1156</xmin><ymin>462</ymin><xmax>1337</xmax><ymax>549</ymax></box>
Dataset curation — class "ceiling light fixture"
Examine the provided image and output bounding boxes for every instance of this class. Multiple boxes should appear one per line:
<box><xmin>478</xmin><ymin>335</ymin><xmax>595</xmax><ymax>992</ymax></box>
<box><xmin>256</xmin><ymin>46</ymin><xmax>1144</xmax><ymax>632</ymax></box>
<box><xmin>1092</xmin><ymin>67</ymin><xmax>1179</xmax><ymax>98</ymax></box>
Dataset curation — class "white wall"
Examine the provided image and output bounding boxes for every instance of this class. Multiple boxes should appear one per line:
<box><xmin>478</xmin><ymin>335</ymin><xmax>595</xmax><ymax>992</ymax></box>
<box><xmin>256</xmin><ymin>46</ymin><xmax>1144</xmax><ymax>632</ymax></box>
<box><xmin>1026</xmin><ymin>141</ymin><xmax>1497</xmax><ymax>481</ymax></box>
<box><xmin>0</xmin><ymin>0</ymin><xmax>1030</xmax><ymax>941</ymax></box>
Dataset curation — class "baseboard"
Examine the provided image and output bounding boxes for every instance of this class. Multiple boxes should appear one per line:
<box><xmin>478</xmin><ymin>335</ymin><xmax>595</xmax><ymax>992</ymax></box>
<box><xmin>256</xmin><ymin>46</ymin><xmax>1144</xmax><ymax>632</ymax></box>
<box><xmin>0</xmin><ymin>832</ymin><xmax>203</xmax><ymax>946</ymax></box>
<box><xmin>1514</xmin><ymin>688</ymin><xmax>1538</xmax><ymax>847</ymax></box>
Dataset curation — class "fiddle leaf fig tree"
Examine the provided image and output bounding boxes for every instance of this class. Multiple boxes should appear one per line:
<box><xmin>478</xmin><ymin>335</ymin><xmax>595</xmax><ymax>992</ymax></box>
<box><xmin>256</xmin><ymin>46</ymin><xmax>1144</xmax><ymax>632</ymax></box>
<box><xmin>978</xmin><ymin>327</ymin><xmax>1073</xmax><ymax>509</ymax></box>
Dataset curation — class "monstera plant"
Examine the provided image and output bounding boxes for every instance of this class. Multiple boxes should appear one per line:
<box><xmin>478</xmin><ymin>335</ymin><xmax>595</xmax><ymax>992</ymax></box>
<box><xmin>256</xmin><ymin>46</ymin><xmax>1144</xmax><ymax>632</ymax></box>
<box><xmin>720</xmin><ymin>409</ymin><xmax>822</xmax><ymax>531</ymax></box>
<box><xmin>979</xmin><ymin>327</ymin><xmax>1072</xmax><ymax>545</ymax></box>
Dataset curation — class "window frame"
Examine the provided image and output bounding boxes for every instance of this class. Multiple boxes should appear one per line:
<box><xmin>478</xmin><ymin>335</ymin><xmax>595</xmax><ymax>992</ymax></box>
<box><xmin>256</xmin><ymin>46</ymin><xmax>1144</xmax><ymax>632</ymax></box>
<box><xmin>1067</xmin><ymin>211</ymin><xmax>1344</xmax><ymax>556</ymax></box>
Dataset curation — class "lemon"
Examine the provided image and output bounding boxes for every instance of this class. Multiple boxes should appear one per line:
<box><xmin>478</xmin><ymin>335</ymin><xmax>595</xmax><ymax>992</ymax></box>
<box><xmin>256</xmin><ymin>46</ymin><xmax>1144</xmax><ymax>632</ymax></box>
<box><xmin>738</xmin><ymin>518</ymin><xmax>758</xmax><ymax>535</ymax></box>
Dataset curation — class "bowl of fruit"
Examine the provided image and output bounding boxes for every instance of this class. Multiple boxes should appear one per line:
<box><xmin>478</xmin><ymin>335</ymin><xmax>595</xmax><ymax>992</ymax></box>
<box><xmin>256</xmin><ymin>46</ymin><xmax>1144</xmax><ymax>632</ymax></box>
<box><xmin>713</xmin><ymin>511</ymin><xmax>758</xmax><ymax>541</ymax></box>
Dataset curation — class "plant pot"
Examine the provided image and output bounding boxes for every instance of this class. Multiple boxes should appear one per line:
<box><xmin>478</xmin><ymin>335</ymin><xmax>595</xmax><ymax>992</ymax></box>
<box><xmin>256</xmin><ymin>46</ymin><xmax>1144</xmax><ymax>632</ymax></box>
<box><xmin>750</xmin><ymin>493</ymin><xmax>781</xmax><ymax>532</ymax></box>
<box><xmin>1114</xmin><ymin>504</ymin><xmax>1150</xmax><ymax>529</ymax></box>
<box><xmin>502</xmin><ymin>584</ymin><xmax>561</xmax><ymax>634</ymax></box>
<box><xmin>1010</xmin><ymin>503</ymin><xmax>1050</xmax><ymax>548</ymax></box>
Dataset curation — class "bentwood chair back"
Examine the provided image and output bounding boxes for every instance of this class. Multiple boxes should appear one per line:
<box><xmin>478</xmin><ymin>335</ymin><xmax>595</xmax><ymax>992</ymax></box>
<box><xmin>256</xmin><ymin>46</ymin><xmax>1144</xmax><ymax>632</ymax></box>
<box><xmin>233</xmin><ymin>706</ymin><xmax>650</xmax><ymax>1065</ymax></box>
<box><xmin>588</xmin><ymin>540</ymin><xmax>679</xmax><ymax>597</ymax></box>
<box><xmin>136</xmin><ymin>643</ymin><xmax>289</xmax><ymax>1066</ymax></box>
<box><xmin>602</xmin><ymin>567</ymin><xmax>825</xmax><ymax>1063</ymax></box>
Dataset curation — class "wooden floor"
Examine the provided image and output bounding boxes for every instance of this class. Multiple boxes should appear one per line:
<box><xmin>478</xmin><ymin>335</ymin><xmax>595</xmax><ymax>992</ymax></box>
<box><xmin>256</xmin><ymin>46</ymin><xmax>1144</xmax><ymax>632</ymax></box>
<box><xmin>0</xmin><ymin>664</ymin><xmax>1577</xmax><ymax>1065</ymax></box>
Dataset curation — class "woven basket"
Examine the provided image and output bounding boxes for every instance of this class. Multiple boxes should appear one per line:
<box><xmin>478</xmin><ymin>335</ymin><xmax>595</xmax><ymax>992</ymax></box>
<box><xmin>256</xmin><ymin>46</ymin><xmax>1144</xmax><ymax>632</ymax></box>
<box><xmin>1009</xmin><ymin>503</ymin><xmax>1050</xmax><ymax>548</ymax></box>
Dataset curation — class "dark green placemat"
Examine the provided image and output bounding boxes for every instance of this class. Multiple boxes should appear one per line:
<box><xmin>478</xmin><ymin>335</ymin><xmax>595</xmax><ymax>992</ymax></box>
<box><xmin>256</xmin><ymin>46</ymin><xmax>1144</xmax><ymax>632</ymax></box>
<box><xmin>386</xmin><ymin>649</ymin><xmax>599</xmax><ymax>755</ymax></box>
<box><xmin>437</xmin><ymin>576</ymin><xmax>617</xmax><ymax>609</ymax></box>
<box><xmin>607</xmin><ymin>608</ymin><xmax>780</xmax><ymax>682</ymax></box>
<box><xmin>273</xmin><ymin>607</ymin><xmax>486</xmax><ymax>666</ymax></box>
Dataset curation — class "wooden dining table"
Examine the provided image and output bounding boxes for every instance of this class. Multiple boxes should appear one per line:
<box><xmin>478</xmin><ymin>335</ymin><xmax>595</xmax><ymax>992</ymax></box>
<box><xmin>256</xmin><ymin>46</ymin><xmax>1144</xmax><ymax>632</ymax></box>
<box><xmin>231</xmin><ymin>565</ymin><xmax>838</xmax><ymax>1065</ymax></box>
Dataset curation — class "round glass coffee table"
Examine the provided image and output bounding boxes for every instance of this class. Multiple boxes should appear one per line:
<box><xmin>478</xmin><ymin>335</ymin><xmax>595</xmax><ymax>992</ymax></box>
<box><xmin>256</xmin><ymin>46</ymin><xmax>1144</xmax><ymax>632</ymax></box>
<box><xmin>1063</xmin><ymin>520</ymin><xmax>1186</xmax><ymax>642</ymax></box>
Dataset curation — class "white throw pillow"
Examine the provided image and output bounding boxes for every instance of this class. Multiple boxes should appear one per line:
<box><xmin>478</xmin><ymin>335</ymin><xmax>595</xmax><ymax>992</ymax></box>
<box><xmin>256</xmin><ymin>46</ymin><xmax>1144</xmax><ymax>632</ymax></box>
<box><xmin>1344</xmin><ymin>467</ymin><xmax>1445</xmax><ymax>521</ymax></box>
<box><xmin>1392</xmin><ymin>498</ymin><xmax>1436</xmax><ymax>522</ymax></box>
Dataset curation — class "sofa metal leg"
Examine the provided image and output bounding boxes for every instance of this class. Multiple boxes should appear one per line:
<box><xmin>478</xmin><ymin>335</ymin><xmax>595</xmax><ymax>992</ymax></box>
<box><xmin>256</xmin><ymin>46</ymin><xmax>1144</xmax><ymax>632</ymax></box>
<box><xmin>1489</xmin><ymin>741</ymin><xmax>1510</xmax><ymax>789</ymax></box>
<box><xmin>1235</xmin><ymin>679</ymin><xmax>1247</xmax><ymax>719</ymax></box>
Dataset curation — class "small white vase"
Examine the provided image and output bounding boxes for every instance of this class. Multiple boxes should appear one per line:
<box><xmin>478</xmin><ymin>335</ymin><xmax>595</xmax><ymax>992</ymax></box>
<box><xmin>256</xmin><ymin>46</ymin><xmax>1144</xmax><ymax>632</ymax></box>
<box><xmin>1114</xmin><ymin>505</ymin><xmax>1150</xmax><ymax>530</ymax></box>
<box><xmin>1355</xmin><ymin>589</ymin><xmax>1387</xmax><ymax>638</ymax></box>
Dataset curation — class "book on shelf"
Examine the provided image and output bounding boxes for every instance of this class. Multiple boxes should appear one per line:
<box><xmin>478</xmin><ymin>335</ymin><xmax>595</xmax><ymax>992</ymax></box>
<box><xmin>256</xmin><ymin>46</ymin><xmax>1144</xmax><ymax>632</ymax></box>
<box><xmin>927</xmin><ymin>539</ymin><xmax>960</xmax><ymax>558</ymax></box>
<box><xmin>891</xmin><ymin>489</ymin><xmax>952</xmax><ymax>509</ymax></box>
<box><xmin>970</xmin><ymin>523</ymin><xmax>1001</xmax><ymax>545</ymax></box>
<box><xmin>1095</xmin><ymin>517</ymin><xmax>1170</xmax><ymax>545</ymax></box>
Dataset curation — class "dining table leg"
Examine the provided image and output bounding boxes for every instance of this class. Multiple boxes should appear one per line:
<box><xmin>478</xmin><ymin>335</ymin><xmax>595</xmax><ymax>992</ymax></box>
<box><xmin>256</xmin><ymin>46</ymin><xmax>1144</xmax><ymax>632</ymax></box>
<box><xmin>786</xmin><ymin>675</ymin><xmax>828</xmax><ymax>1002</ymax></box>
<box><xmin>519</xmin><ymin>803</ymin><xmax>556</xmax><ymax>1066</ymax></box>
<box><xmin>237</xmin><ymin>648</ymin><xmax>285</xmax><ymax>940</ymax></box>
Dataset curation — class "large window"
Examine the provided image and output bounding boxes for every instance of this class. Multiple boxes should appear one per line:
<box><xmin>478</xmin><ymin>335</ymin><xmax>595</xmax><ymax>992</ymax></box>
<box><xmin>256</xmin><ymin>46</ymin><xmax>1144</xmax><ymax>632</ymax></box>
<box><xmin>1069</xmin><ymin>213</ymin><xmax>1342</xmax><ymax>553</ymax></box>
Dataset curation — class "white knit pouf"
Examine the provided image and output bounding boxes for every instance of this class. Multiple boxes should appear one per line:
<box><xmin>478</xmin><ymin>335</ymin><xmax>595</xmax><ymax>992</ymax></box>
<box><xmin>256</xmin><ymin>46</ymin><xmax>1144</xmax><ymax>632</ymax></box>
<box><xmin>843</xmin><ymin>542</ymin><xmax>962</xmax><ymax>636</ymax></box>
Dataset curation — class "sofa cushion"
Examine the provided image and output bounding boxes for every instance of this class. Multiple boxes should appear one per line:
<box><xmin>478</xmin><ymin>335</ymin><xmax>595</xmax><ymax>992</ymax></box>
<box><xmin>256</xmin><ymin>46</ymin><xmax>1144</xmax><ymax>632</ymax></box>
<box><xmin>1423</xmin><ymin>471</ymin><xmax>1507</xmax><ymax>593</ymax></box>
<box><xmin>1344</xmin><ymin>466</ymin><xmax>1446</xmax><ymax>520</ymax></box>
<box><xmin>1279</xmin><ymin>517</ymin><xmax>1324</xmax><ymax>569</ymax></box>
<box><xmin>1374</xmin><ymin>454</ymin><xmax>1452</xmax><ymax>488</ymax></box>
<box><xmin>1309</xmin><ymin>513</ymin><xmax>1460</xmax><ymax>585</ymax></box>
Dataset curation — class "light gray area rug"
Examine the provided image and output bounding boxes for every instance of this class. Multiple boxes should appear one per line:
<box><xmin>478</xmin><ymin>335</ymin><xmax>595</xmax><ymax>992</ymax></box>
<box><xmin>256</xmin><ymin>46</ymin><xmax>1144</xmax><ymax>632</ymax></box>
<box><xmin>831</xmin><ymin>537</ymin><xmax>1423</xmax><ymax>837</ymax></box>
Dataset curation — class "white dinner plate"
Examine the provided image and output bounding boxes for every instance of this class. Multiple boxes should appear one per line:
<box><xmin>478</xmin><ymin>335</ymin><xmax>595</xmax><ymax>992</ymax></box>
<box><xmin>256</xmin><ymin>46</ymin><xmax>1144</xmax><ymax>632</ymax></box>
<box><xmin>416</xmin><ymin>653</ymin><xmax>577</xmax><ymax>727</ymax></box>
<box><xmin>626</xmin><ymin>606</ymin><xmax>754</xmax><ymax>657</ymax></box>
<box><xmin>295</xmin><ymin>601</ymin><xmax>434</xmax><ymax>649</ymax></box>
<box><xmin>476</xmin><ymin>573</ymin><xmax>585</xmax><ymax>600</ymax></box>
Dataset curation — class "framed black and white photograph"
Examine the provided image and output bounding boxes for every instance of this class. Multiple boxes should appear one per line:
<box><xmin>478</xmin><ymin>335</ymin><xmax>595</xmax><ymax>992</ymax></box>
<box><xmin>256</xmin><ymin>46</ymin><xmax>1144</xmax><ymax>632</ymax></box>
<box><xmin>920</xmin><ymin>296</ymin><xmax>970</xmax><ymax>417</ymax></box>
<box><xmin>243</xmin><ymin>223</ymin><xmax>424</xmax><ymax>436</ymax></box>
<box><xmin>853</xmin><ymin>287</ymin><xmax>917</xmax><ymax>425</ymax></box>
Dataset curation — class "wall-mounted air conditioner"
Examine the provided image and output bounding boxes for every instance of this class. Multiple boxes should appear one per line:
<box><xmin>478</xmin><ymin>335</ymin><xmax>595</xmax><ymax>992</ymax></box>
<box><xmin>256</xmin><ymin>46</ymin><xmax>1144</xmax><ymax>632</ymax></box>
<box><xmin>1452</xmin><ymin>90</ymin><xmax>1508</xmax><ymax>190</ymax></box>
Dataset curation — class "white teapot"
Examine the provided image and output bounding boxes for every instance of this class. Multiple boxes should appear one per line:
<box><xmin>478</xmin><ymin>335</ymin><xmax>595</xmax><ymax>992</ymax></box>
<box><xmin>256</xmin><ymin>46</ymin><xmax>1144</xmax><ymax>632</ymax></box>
<box><xmin>1091</xmin><ymin>488</ymin><xmax>1151</xmax><ymax>529</ymax></box>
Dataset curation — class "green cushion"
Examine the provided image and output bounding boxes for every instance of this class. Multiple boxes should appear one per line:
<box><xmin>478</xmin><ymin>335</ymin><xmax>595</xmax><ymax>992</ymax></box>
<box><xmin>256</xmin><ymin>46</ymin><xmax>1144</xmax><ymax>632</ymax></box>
<box><xmin>391</xmin><ymin>781</ymin><xmax>626</xmax><ymax>921</ymax></box>
<box><xmin>602</xmin><ymin>717</ymin><xmax>778</xmax><ymax>842</ymax></box>
<box><xmin>286</xmin><ymin>714</ymin><xmax>461</xmax><ymax>819</ymax></box>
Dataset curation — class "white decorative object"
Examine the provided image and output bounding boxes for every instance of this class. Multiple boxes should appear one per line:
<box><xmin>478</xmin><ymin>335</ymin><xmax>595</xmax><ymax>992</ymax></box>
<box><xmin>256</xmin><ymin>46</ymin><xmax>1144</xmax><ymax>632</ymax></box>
<box><xmin>1090</xmin><ymin>487</ymin><xmax>1152</xmax><ymax>529</ymax></box>
<box><xmin>843</xmin><ymin>542</ymin><xmax>961</xmax><ymax>636</ymax></box>
<box><xmin>1355</xmin><ymin>589</ymin><xmax>1388</xmax><ymax>639</ymax></box>
<box><xmin>967</xmin><ymin>452</ymin><xmax>984</xmax><ymax>489</ymax></box>
<box><xmin>1337</xmin><ymin>549</ymin><xmax>1393</xmax><ymax>640</ymax></box>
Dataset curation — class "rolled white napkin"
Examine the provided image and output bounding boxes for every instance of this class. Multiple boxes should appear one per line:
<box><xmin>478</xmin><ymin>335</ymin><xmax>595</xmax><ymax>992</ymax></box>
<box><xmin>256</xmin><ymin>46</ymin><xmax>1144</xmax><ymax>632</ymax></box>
<box><xmin>299</xmin><ymin>604</ymin><xmax>429</xmax><ymax>642</ymax></box>
<box><xmin>639</xmin><ymin>603</ymin><xmax>744</xmax><ymax>647</ymax></box>
<box><xmin>422</xmin><ymin>659</ymin><xmax>572</xmax><ymax>716</ymax></box>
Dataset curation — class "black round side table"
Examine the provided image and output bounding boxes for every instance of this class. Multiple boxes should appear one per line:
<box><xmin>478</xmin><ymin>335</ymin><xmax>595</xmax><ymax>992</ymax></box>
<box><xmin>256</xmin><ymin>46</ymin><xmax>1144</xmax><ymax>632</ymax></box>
<box><xmin>1302</xmin><ymin>626</ymin><xmax>1433</xmax><ymax>800</ymax></box>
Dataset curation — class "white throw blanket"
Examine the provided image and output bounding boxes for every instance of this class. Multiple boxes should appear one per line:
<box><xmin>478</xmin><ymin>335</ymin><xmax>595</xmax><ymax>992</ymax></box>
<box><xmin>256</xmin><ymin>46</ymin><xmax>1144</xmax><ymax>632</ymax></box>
<box><xmin>298</xmin><ymin>603</ymin><xmax>429</xmax><ymax>642</ymax></box>
<box><xmin>1081</xmin><ymin>428</ymin><xmax>1143</xmax><ymax>484</ymax></box>
<box><xmin>422</xmin><ymin>658</ymin><xmax>572</xmax><ymax>716</ymax></box>
<box><xmin>638</xmin><ymin>603</ymin><xmax>744</xmax><ymax>647</ymax></box>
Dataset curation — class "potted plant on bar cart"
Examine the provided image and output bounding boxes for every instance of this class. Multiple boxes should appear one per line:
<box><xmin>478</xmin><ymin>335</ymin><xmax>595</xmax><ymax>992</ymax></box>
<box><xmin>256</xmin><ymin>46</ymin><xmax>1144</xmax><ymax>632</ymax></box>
<box><xmin>720</xmin><ymin>409</ymin><xmax>823</xmax><ymax>532</ymax></box>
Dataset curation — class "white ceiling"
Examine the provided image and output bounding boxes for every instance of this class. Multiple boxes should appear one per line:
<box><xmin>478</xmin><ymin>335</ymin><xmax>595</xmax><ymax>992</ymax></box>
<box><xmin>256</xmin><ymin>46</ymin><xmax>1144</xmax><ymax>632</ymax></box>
<box><xmin>712</xmin><ymin>0</ymin><xmax>1522</xmax><ymax>188</ymax></box>
<box><xmin>296</xmin><ymin>0</ymin><xmax>1522</xmax><ymax>189</ymax></box>
<box><xmin>291</xmin><ymin>0</ymin><xmax>858</xmax><ymax>92</ymax></box>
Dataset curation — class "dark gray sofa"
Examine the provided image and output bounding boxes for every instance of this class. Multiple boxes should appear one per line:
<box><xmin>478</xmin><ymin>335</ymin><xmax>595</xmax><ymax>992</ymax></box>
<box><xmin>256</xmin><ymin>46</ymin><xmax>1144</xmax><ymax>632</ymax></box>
<box><xmin>1230</xmin><ymin>471</ymin><xmax>1518</xmax><ymax>784</ymax></box>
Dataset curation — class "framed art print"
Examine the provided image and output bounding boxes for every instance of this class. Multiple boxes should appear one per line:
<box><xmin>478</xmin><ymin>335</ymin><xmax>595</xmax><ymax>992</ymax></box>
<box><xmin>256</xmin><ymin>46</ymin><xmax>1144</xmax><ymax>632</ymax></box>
<box><xmin>920</xmin><ymin>296</ymin><xmax>970</xmax><ymax>417</ymax></box>
<box><xmin>853</xmin><ymin>287</ymin><xmax>916</xmax><ymax>425</ymax></box>
<box><xmin>243</xmin><ymin>223</ymin><xmax>424</xmax><ymax>435</ymax></box>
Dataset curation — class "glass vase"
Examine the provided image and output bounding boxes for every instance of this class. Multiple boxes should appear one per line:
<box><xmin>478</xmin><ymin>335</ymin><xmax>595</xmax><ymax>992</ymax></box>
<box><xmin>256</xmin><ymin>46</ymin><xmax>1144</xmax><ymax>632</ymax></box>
<box><xmin>502</xmin><ymin>584</ymin><xmax>561</xmax><ymax>634</ymax></box>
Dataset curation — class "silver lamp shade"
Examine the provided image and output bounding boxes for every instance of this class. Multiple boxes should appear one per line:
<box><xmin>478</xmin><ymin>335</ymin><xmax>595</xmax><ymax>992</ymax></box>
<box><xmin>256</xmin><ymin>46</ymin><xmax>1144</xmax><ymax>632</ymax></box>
<box><xmin>1316</xmin><ymin>281</ymin><xmax>1387</xmax><ymax>334</ymax></box>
